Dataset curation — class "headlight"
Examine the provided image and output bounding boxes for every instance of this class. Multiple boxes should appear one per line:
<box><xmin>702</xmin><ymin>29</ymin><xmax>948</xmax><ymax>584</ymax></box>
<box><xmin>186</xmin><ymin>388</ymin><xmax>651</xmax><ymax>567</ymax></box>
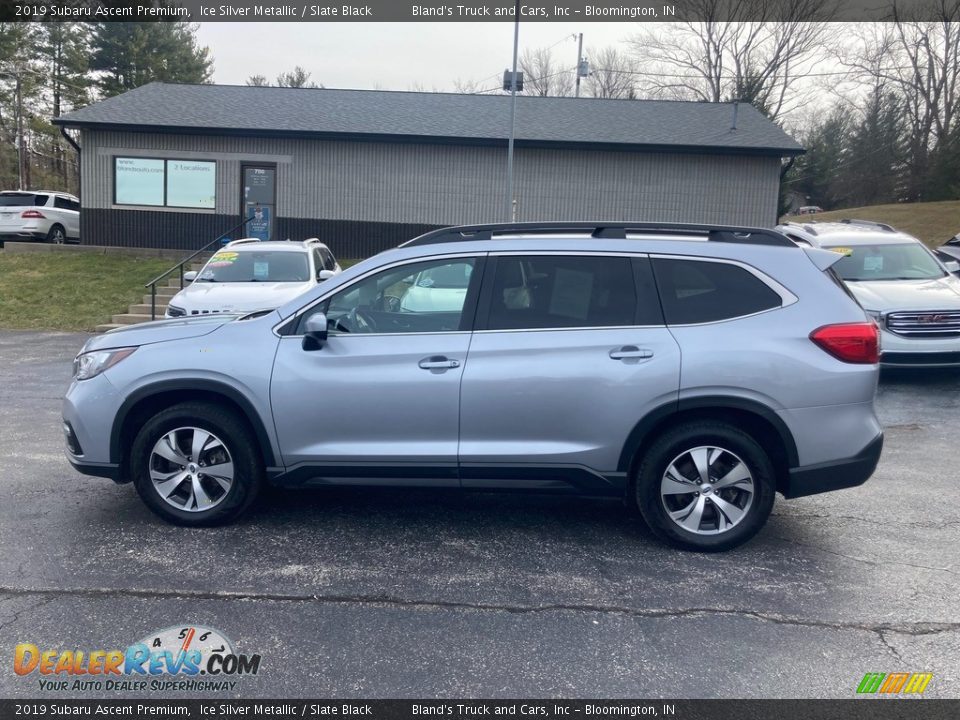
<box><xmin>166</xmin><ymin>305</ymin><xmax>186</xmax><ymax>318</ymax></box>
<box><xmin>73</xmin><ymin>347</ymin><xmax>137</xmax><ymax>381</ymax></box>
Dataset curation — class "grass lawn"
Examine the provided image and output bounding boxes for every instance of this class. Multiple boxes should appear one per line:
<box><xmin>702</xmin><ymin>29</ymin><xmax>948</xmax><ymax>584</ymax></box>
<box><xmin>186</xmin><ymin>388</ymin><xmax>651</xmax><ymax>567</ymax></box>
<box><xmin>0</xmin><ymin>252</ymin><xmax>171</xmax><ymax>332</ymax></box>
<box><xmin>784</xmin><ymin>200</ymin><xmax>960</xmax><ymax>248</ymax></box>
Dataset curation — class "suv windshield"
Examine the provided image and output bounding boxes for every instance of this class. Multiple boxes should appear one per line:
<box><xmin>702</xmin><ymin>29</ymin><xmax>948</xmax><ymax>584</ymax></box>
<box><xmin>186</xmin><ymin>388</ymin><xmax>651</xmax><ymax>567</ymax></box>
<box><xmin>826</xmin><ymin>243</ymin><xmax>946</xmax><ymax>281</ymax></box>
<box><xmin>198</xmin><ymin>250</ymin><xmax>310</xmax><ymax>283</ymax></box>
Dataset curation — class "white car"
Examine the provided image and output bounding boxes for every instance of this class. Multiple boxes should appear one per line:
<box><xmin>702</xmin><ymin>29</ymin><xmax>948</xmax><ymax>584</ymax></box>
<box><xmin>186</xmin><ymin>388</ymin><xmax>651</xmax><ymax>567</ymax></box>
<box><xmin>778</xmin><ymin>219</ymin><xmax>960</xmax><ymax>367</ymax></box>
<box><xmin>165</xmin><ymin>238</ymin><xmax>341</xmax><ymax>319</ymax></box>
<box><xmin>399</xmin><ymin>260</ymin><xmax>474</xmax><ymax>312</ymax></box>
<box><xmin>0</xmin><ymin>190</ymin><xmax>80</xmax><ymax>244</ymax></box>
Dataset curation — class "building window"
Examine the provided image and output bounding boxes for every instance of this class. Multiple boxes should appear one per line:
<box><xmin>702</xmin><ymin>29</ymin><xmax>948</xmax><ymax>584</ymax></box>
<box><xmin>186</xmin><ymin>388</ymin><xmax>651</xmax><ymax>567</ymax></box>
<box><xmin>114</xmin><ymin>157</ymin><xmax>216</xmax><ymax>209</ymax></box>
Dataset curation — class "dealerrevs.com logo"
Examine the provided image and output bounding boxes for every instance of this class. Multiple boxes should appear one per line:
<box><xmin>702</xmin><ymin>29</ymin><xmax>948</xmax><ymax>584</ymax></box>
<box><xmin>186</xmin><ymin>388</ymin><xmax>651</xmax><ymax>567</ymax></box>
<box><xmin>14</xmin><ymin>625</ymin><xmax>261</xmax><ymax>693</ymax></box>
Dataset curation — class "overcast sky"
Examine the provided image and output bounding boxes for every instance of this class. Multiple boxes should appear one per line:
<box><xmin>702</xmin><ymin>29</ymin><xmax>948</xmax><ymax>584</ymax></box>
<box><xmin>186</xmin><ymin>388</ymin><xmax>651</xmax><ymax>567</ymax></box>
<box><xmin>195</xmin><ymin>22</ymin><xmax>632</xmax><ymax>91</ymax></box>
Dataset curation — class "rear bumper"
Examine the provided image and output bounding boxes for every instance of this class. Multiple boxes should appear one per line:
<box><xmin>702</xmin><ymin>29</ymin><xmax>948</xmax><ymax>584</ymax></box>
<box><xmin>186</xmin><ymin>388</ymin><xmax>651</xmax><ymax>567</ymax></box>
<box><xmin>0</xmin><ymin>231</ymin><xmax>46</xmax><ymax>241</ymax></box>
<box><xmin>881</xmin><ymin>351</ymin><xmax>960</xmax><ymax>367</ymax></box>
<box><xmin>783</xmin><ymin>433</ymin><xmax>883</xmax><ymax>498</ymax></box>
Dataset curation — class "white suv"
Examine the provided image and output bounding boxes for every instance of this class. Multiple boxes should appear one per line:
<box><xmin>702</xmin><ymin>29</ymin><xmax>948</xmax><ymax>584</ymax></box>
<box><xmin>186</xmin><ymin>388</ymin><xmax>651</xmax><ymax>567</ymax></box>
<box><xmin>165</xmin><ymin>238</ymin><xmax>342</xmax><ymax>319</ymax></box>
<box><xmin>0</xmin><ymin>190</ymin><xmax>80</xmax><ymax>244</ymax></box>
<box><xmin>778</xmin><ymin>219</ymin><xmax>960</xmax><ymax>367</ymax></box>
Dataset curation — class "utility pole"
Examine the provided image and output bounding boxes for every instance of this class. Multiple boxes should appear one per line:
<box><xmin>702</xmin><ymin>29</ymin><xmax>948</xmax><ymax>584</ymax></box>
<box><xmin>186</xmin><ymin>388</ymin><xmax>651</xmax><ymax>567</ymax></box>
<box><xmin>14</xmin><ymin>66</ymin><xmax>26</xmax><ymax>190</ymax></box>
<box><xmin>575</xmin><ymin>33</ymin><xmax>584</xmax><ymax>98</ymax></box>
<box><xmin>505</xmin><ymin>0</ymin><xmax>520</xmax><ymax>222</ymax></box>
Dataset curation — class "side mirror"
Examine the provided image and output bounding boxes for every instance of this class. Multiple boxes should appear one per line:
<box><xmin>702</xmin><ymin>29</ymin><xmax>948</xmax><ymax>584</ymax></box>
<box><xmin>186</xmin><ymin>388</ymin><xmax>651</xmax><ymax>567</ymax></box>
<box><xmin>302</xmin><ymin>312</ymin><xmax>328</xmax><ymax>351</ymax></box>
<box><xmin>317</xmin><ymin>269</ymin><xmax>336</xmax><ymax>281</ymax></box>
<box><xmin>945</xmin><ymin>260</ymin><xmax>960</xmax><ymax>273</ymax></box>
<box><xmin>183</xmin><ymin>271</ymin><xmax>198</xmax><ymax>283</ymax></box>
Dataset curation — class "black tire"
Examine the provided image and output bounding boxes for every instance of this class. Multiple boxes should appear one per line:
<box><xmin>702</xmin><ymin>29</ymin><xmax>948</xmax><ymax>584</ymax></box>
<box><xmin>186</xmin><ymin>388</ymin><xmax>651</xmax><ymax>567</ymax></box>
<box><xmin>634</xmin><ymin>421</ymin><xmax>776</xmax><ymax>552</ymax></box>
<box><xmin>131</xmin><ymin>402</ymin><xmax>263</xmax><ymax>526</ymax></box>
<box><xmin>46</xmin><ymin>224</ymin><xmax>66</xmax><ymax>244</ymax></box>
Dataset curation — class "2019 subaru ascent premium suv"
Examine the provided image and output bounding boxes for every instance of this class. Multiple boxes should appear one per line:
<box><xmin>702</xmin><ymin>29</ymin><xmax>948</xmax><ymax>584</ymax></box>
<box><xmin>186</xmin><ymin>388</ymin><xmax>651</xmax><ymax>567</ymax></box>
<box><xmin>64</xmin><ymin>222</ymin><xmax>883</xmax><ymax>551</ymax></box>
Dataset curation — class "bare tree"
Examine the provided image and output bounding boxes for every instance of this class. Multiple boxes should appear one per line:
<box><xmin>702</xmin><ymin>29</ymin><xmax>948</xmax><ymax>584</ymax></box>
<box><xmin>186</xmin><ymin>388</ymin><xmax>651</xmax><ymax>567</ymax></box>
<box><xmin>626</xmin><ymin>0</ymin><xmax>838</xmax><ymax>118</ymax></box>
<box><xmin>452</xmin><ymin>77</ymin><xmax>486</xmax><ymax>94</ymax></box>
<box><xmin>245</xmin><ymin>74</ymin><xmax>268</xmax><ymax>87</ymax></box>
<box><xmin>835</xmin><ymin>0</ymin><xmax>960</xmax><ymax>198</ymax></box>
<box><xmin>585</xmin><ymin>47</ymin><xmax>639</xmax><ymax>99</ymax></box>
<box><xmin>276</xmin><ymin>66</ymin><xmax>320</xmax><ymax>89</ymax></box>
<box><xmin>519</xmin><ymin>46</ymin><xmax>574</xmax><ymax>97</ymax></box>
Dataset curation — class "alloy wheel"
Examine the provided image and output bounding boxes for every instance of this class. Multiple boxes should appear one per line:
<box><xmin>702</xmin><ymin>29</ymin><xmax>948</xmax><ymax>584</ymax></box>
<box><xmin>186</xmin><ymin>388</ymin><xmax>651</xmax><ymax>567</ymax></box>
<box><xmin>149</xmin><ymin>427</ymin><xmax>234</xmax><ymax>512</ymax></box>
<box><xmin>659</xmin><ymin>445</ymin><xmax>755</xmax><ymax>535</ymax></box>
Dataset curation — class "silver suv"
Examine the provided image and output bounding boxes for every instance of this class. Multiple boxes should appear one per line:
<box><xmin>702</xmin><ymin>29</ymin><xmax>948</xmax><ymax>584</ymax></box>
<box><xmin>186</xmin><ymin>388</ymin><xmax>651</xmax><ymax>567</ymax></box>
<box><xmin>63</xmin><ymin>222</ymin><xmax>883</xmax><ymax>551</ymax></box>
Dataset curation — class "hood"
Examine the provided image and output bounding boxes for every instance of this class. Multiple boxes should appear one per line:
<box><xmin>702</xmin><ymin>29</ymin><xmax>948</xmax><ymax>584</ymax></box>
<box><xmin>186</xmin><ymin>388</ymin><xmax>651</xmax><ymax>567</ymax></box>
<box><xmin>170</xmin><ymin>281</ymin><xmax>313</xmax><ymax>314</ymax></box>
<box><xmin>83</xmin><ymin>314</ymin><xmax>238</xmax><ymax>353</ymax></box>
<box><xmin>848</xmin><ymin>275</ymin><xmax>960</xmax><ymax>312</ymax></box>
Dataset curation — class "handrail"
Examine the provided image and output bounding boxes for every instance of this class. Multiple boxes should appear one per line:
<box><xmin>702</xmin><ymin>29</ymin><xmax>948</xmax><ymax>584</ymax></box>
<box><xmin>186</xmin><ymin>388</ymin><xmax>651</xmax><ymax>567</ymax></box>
<box><xmin>145</xmin><ymin>217</ymin><xmax>255</xmax><ymax>320</ymax></box>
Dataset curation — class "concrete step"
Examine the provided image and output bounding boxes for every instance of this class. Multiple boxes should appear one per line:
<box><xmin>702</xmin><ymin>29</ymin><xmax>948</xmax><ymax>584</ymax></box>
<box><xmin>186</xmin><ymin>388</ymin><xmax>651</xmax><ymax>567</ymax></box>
<box><xmin>111</xmin><ymin>313</ymin><xmax>154</xmax><ymax>326</ymax></box>
<box><xmin>142</xmin><ymin>295</ymin><xmax>172</xmax><ymax>307</ymax></box>
<box><xmin>129</xmin><ymin>304</ymin><xmax>168</xmax><ymax>316</ymax></box>
<box><xmin>151</xmin><ymin>286</ymin><xmax>181</xmax><ymax>297</ymax></box>
<box><xmin>94</xmin><ymin>324</ymin><xmax>124</xmax><ymax>333</ymax></box>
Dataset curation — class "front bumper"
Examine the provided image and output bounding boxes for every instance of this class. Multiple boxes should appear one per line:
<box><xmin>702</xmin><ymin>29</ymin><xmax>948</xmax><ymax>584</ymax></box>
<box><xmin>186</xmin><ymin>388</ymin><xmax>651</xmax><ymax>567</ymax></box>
<box><xmin>62</xmin><ymin>372</ymin><xmax>125</xmax><ymax>481</ymax></box>
<box><xmin>783</xmin><ymin>433</ymin><xmax>883</xmax><ymax>498</ymax></box>
<box><xmin>879</xmin><ymin>327</ymin><xmax>960</xmax><ymax>367</ymax></box>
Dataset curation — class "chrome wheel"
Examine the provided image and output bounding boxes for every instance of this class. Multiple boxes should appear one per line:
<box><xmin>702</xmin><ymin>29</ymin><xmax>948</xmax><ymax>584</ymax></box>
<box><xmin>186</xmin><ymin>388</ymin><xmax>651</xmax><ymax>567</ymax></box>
<box><xmin>149</xmin><ymin>427</ymin><xmax>234</xmax><ymax>512</ymax></box>
<box><xmin>660</xmin><ymin>445</ymin><xmax>755</xmax><ymax>535</ymax></box>
<box><xmin>51</xmin><ymin>227</ymin><xmax>65</xmax><ymax>244</ymax></box>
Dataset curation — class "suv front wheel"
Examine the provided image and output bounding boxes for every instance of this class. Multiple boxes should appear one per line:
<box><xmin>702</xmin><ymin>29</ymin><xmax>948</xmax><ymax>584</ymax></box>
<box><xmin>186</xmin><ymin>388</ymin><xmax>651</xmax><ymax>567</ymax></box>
<box><xmin>634</xmin><ymin>421</ymin><xmax>776</xmax><ymax>552</ymax></box>
<box><xmin>131</xmin><ymin>402</ymin><xmax>263</xmax><ymax>526</ymax></box>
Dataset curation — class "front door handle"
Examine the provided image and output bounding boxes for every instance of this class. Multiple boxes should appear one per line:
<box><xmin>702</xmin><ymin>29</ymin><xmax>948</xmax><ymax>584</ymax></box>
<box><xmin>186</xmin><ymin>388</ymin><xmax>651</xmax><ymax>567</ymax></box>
<box><xmin>609</xmin><ymin>345</ymin><xmax>654</xmax><ymax>360</ymax></box>
<box><xmin>419</xmin><ymin>355</ymin><xmax>460</xmax><ymax>370</ymax></box>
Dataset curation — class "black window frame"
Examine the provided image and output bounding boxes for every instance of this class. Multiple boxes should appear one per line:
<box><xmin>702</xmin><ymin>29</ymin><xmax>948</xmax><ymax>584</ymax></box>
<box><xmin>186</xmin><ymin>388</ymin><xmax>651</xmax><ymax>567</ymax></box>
<box><xmin>113</xmin><ymin>156</ymin><xmax>217</xmax><ymax>210</ymax></box>
<box><xmin>474</xmin><ymin>253</ymin><xmax>664</xmax><ymax>332</ymax></box>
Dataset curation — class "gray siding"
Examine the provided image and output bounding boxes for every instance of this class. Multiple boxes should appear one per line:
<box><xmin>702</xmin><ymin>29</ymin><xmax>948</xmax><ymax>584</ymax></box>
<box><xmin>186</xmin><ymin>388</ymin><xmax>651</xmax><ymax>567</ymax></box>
<box><xmin>81</xmin><ymin>130</ymin><xmax>781</xmax><ymax>229</ymax></box>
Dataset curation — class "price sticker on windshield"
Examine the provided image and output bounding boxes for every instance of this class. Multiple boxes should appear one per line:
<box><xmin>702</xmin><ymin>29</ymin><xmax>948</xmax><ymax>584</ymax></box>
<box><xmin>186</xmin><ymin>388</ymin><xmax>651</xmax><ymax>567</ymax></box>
<box><xmin>828</xmin><ymin>246</ymin><xmax>854</xmax><ymax>256</ymax></box>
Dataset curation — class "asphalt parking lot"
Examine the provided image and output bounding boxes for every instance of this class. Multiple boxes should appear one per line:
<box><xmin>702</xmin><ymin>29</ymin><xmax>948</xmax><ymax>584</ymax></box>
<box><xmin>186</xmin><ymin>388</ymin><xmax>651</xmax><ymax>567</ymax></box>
<box><xmin>0</xmin><ymin>329</ymin><xmax>958</xmax><ymax>699</ymax></box>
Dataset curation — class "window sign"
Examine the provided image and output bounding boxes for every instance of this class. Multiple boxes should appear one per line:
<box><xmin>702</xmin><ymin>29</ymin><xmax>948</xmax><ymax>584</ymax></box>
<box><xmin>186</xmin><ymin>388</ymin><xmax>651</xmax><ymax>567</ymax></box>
<box><xmin>114</xmin><ymin>158</ymin><xmax>165</xmax><ymax>206</ymax></box>
<box><xmin>114</xmin><ymin>157</ymin><xmax>216</xmax><ymax>208</ymax></box>
<box><xmin>167</xmin><ymin>160</ymin><xmax>216</xmax><ymax>208</ymax></box>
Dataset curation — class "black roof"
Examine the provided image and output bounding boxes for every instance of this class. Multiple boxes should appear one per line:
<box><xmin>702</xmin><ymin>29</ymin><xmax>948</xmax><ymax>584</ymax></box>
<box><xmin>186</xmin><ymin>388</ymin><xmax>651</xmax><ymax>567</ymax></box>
<box><xmin>55</xmin><ymin>82</ymin><xmax>803</xmax><ymax>156</ymax></box>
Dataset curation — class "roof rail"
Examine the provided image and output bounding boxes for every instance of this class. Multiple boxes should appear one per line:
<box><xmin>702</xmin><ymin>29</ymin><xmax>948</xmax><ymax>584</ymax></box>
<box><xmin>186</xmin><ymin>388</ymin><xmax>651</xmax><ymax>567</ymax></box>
<box><xmin>840</xmin><ymin>218</ymin><xmax>896</xmax><ymax>232</ymax></box>
<box><xmin>225</xmin><ymin>238</ymin><xmax>262</xmax><ymax>247</ymax></box>
<box><xmin>303</xmin><ymin>237</ymin><xmax>323</xmax><ymax>245</ymax></box>
<box><xmin>401</xmin><ymin>221</ymin><xmax>795</xmax><ymax>248</ymax></box>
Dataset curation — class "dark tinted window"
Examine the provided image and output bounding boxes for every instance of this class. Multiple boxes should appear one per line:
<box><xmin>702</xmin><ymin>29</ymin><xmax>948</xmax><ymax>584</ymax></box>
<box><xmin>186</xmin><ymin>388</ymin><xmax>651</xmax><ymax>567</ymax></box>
<box><xmin>485</xmin><ymin>255</ymin><xmax>638</xmax><ymax>330</ymax></box>
<box><xmin>653</xmin><ymin>258</ymin><xmax>781</xmax><ymax>324</ymax></box>
<box><xmin>321</xmin><ymin>248</ymin><xmax>336</xmax><ymax>270</ymax></box>
<box><xmin>54</xmin><ymin>196</ymin><xmax>79</xmax><ymax>211</ymax></box>
<box><xmin>0</xmin><ymin>193</ymin><xmax>47</xmax><ymax>207</ymax></box>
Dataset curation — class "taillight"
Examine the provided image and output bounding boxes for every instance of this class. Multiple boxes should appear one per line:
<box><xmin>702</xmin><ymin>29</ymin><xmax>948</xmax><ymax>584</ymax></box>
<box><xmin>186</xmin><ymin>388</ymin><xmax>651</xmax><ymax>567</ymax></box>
<box><xmin>21</xmin><ymin>210</ymin><xmax>45</xmax><ymax>219</ymax></box>
<box><xmin>810</xmin><ymin>323</ymin><xmax>879</xmax><ymax>364</ymax></box>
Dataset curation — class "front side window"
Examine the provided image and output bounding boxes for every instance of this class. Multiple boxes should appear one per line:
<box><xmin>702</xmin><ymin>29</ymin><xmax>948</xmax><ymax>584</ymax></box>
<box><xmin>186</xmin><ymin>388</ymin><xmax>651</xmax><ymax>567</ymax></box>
<box><xmin>485</xmin><ymin>255</ymin><xmax>638</xmax><ymax>330</ymax></box>
<box><xmin>198</xmin><ymin>251</ymin><xmax>310</xmax><ymax>283</ymax></box>
<box><xmin>302</xmin><ymin>257</ymin><xmax>478</xmax><ymax>335</ymax></box>
<box><xmin>825</xmin><ymin>243</ymin><xmax>946</xmax><ymax>281</ymax></box>
<box><xmin>653</xmin><ymin>258</ymin><xmax>782</xmax><ymax>324</ymax></box>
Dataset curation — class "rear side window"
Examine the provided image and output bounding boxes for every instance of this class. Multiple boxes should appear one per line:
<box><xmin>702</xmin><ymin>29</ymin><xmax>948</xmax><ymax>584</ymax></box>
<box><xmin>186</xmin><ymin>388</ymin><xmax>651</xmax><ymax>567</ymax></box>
<box><xmin>653</xmin><ymin>258</ymin><xmax>782</xmax><ymax>324</ymax></box>
<box><xmin>0</xmin><ymin>193</ymin><xmax>47</xmax><ymax>207</ymax></box>
<box><xmin>321</xmin><ymin>248</ymin><xmax>336</xmax><ymax>270</ymax></box>
<box><xmin>484</xmin><ymin>255</ymin><xmax>645</xmax><ymax>330</ymax></box>
<box><xmin>54</xmin><ymin>197</ymin><xmax>79</xmax><ymax>211</ymax></box>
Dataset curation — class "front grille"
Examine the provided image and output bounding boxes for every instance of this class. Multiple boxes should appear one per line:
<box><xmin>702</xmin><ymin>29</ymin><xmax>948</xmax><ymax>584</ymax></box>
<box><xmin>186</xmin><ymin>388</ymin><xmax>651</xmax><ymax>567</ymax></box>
<box><xmin>882</xmin><ymin>351</ymin><xmax>960</xmax><ymax>366</ymax></box>
<box><xmin>190</xmin><ymin>309</ymin><xmax>224</xmax><ymax>315</ymax></box>
<box><xmin>885</xmin><ymin>310</ymin><xmax>960</xmax><ymax>337</ymax></box>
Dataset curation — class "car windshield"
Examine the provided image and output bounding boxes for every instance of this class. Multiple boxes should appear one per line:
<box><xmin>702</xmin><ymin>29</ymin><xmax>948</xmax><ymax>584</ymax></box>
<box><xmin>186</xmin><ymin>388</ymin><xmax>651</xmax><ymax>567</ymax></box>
<box><xmin>826</xmin><ymin>243</ymin><xmax>946</xmax><ymax>281</ymax></box>
<box><xmin>197</xmin><ymin>250</ymin><xmax>310</xmax><ymax>283</ymax></box>
<box><xmin>0</xmin><ymin>193</ymin><xmax>45</xmax><ymax>206</ymax></box>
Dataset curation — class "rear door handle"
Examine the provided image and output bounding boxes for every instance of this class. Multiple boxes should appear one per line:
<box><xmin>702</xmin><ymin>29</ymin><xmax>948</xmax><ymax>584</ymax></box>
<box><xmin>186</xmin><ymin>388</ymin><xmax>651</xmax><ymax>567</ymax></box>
<box><xmin>419</xmin><ymin>355</ymin><xmax>460</xmax><ymax>370</ymax></box>
<box><xmin>609</xmin><ymin>345</ymin><xmax>654</xmax><ymax>360</ymax></box>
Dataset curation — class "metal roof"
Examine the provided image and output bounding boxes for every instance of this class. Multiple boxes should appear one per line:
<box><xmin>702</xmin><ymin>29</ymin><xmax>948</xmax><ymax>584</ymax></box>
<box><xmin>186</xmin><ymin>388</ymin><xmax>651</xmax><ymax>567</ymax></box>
<box><xmin>55</xmin><ymin>82</ymin><xmax>803</xmax><ymax>156</ymax></box>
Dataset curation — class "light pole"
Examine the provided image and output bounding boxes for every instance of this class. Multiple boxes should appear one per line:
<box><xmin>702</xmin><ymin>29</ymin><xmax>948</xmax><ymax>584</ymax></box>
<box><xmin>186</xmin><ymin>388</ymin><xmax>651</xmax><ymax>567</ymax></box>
<box><xmin>505</xmin><ymin>0</ymin><xmax>520</xmax><ymax>222</ymax></box>
<box><xmin>575</xmin><ymin>33</ymin><xmax>584</xmax><ymax>97</ymax></box>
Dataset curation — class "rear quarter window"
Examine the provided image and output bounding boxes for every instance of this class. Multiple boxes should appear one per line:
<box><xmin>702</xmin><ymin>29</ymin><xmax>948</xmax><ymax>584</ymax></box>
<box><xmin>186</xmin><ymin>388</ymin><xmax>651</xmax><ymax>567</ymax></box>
<box><xmin>653</xmin><ymin>258</ymin><xmax>782</xmax><ymax>324</ymax></box>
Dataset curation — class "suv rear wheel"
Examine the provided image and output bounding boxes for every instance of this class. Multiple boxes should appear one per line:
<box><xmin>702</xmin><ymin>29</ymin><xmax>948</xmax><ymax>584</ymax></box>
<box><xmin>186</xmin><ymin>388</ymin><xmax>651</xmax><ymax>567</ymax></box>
<box><xmin>131</xmin><ymin>402</ymin><xmax>263</xmax><ymax>526</ymax></box>
<box><xmin>634</xmin><ymin>421</ymin><xmax>775</xmax><ymax>552</ymax></box>
<box><xmin>46</xmin><ymin>224</ymin><xmax>66</xmax><ymax>244</ymax></box>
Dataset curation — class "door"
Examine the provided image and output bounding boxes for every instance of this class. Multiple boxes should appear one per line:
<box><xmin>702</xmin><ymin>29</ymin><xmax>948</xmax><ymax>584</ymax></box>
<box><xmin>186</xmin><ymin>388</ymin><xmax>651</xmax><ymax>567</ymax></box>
<box><xmin>458</xmin><ymin>253</ymin><xmax>681</xmax><ymax>493</ymax></box>
<box><xmin>241</xmin><ymin>166</ymin><xmax>276</xmax><ymax>241</ymax></box>
<box><xmin>53</xmin><ymin>196</ymin><xmax>80</xmax><ymax>238</ymax></box>
<box><xmin>270</xmin><ymin>255</ymin><xmax>484</xmax><ymax>485</ymax></box>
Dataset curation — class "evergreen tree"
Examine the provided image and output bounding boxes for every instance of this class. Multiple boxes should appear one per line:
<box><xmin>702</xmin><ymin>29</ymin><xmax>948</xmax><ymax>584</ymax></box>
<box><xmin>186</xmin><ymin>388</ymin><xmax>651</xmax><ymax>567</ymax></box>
<box><xmin>840</xmin><ymin>87</ymin><xmax>904</xmax><ymax>207</ymax></box>
<box><xmin>90</xmin><ymin>22</ymin><xmax>213</xmax><ymax>98</ymax></box>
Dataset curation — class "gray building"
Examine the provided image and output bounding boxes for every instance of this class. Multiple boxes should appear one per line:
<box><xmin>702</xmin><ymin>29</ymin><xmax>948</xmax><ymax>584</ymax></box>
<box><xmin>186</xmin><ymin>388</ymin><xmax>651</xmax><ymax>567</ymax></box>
<box><xmin>55</xmin><ymin>82</ymin><xmax>802</xmax><ymax>257</ymax></box>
